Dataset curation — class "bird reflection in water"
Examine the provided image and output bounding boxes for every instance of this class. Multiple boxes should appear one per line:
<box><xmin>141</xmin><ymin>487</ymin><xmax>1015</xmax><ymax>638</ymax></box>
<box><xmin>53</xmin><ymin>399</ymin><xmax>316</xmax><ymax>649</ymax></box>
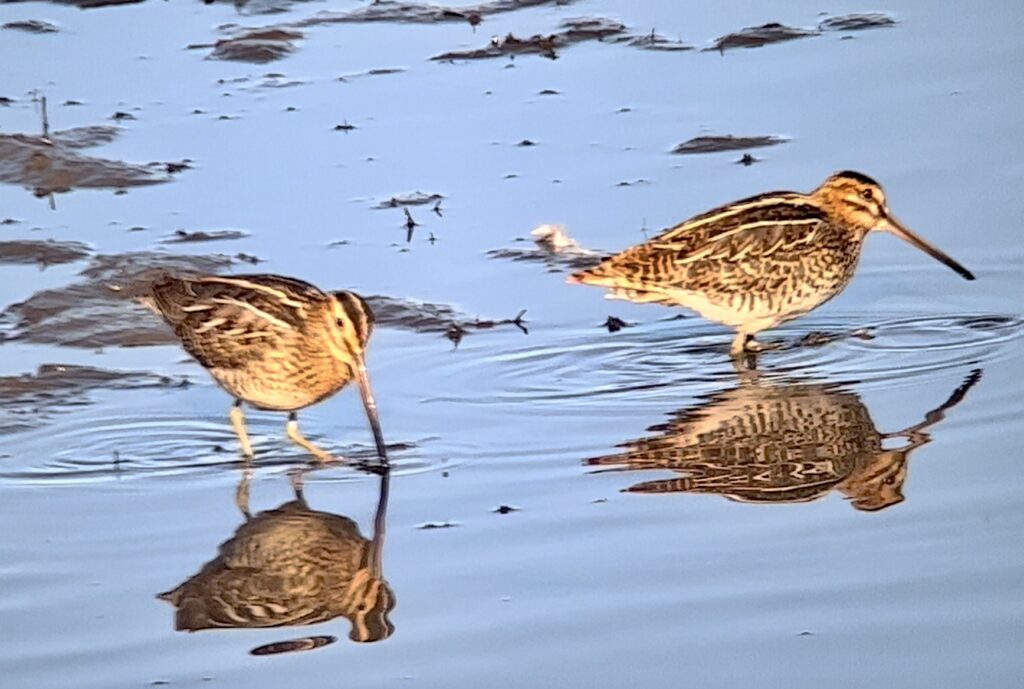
<box><xmin>158</xmin><ymin>470</ymin><xmax>393</xmax><ymax>653</ymax></box>
<box><xmin>586</xmin><ymin>370</ymin><xmax>981</xmax><ymax>511</ymax></box>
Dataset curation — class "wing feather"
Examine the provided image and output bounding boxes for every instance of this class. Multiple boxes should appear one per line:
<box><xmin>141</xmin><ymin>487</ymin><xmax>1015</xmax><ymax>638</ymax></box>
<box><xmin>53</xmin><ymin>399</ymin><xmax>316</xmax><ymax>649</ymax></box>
<box><xmin>571</xmin><ymin>194</ymin><xmax>829</xmax><ymax>294</ymax></box>
<box><xmin>148</xmin><ymin>274</ymin><xmax>328</xmax><ymax>370</ymax></box>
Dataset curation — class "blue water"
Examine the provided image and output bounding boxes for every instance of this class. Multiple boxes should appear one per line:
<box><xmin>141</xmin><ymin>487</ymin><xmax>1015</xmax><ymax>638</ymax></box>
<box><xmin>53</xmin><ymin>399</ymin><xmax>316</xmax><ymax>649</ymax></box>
<box><xmin>1</xmin><ymin>1</ymin><xmax>1022</xmax><ymax>687</ymax></box>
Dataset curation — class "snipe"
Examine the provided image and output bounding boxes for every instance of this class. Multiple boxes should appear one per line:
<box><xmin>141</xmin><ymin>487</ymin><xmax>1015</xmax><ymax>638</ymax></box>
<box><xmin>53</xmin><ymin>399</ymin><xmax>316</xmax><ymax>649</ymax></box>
<box><xmin>142</xmin><ymin>273</ymin><xmax>386</xmax><ymax>463</ymax></box>
<box><xmin>569</xmin><ymin>171</ymin><xmax>975</xmax><ymax>356</ymax></box>
<box><xmin>586</xmin><ymin>369</ymin><xmax>980</xmax><ymax>511</ymax></box>
<box><xmin>159</xmin><ymin>471</ymin><xmax>393</xmax><ymax>644</ymax></box>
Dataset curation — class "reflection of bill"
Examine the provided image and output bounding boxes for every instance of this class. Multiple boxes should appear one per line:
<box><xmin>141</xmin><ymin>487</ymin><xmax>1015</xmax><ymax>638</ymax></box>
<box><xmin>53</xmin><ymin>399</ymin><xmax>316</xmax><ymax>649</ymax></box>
<box><xmin>158</xmin><ymin>472</ymin><xmax>393</xmax><ymax>652</ymax></box>
<box><xmin>586</xmin><ymin>370</ymin><xmax>980</xmax><ymax>512</ymax></box>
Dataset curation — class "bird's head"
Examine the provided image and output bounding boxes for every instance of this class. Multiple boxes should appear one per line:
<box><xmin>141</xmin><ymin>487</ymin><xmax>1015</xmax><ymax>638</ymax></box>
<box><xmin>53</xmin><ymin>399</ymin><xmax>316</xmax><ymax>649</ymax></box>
<box><xmin>327</xmin><ymin>290</ymin><xmax>388</xmax><ymax>462</ymax></box>
<box><xmin>839</xmin><ymin>449</ymin><xmax>909</xmax><ymax>512</ymax></box>
<box><xmin>813</xmin><ymin>170</ymin><xmax>975</xmax><ymax>280</ymax></box>
<box><xmin>326</xmin><ymin>290</ymin><xmax>375</xmax><ymax>361</ymax></box>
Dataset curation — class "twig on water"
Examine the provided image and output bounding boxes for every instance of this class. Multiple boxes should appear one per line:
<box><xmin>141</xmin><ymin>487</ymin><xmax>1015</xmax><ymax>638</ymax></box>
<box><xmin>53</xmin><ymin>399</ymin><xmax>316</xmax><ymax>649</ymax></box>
<box><xmin>403</xmin><ymin>208</ymin><xmax>420</xmax><ymax>242</ymax></box>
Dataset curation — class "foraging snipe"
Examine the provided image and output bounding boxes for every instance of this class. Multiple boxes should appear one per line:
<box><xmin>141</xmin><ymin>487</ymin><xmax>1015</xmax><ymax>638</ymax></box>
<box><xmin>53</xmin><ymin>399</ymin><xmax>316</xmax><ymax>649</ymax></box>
<box><xmin>570</xmin><ymin>171</ymin><xmax>975</xmax><ymax>356</ymax></box>
<box><xmin>586</xmin><ymin>370</ymin><xmax>980</xmax><ymax>511</ymax></box>
<box><xmin>143</xmin><ymin>273</ymin><xmax>386</xmax><ymax>463</ymax></box>
<box><xmin>159</xmin><ymin>472</ymin><xmax>393</xmax><ymax>643</ymax></box>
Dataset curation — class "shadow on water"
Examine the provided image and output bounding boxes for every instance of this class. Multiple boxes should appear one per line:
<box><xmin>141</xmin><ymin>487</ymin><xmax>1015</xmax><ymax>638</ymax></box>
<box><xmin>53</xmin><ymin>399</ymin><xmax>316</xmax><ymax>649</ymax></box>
<box><xmin>158</xmin><ymin>470</ymin><xmax>393</xmax><ymax>654</ymax></box>
<box><xmin>586</xmin><ymin>368</ymin><xmax>982</xmax><ymax>511</ymax></box>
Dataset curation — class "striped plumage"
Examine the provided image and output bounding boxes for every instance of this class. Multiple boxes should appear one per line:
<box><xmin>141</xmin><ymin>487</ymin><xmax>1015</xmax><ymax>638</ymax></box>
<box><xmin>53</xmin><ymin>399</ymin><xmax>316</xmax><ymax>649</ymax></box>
<box><xmin>144</xmin><ymin>273</ymin><xmax>386</xmax><ymax>462</ymax></box>
<box><xmin>570</xmin><ymin>171</ymin><xmax>975</xmax><ymax>356</ymax></box>
<box><xmin>159</xmin><ymin>474</ymin><xmax>394</xmax><ymax>643</ymax></box>
<box><xmin>586</xmin><ymin>370</ymin><xmax>980</xmax><ymax>511</ymax></box>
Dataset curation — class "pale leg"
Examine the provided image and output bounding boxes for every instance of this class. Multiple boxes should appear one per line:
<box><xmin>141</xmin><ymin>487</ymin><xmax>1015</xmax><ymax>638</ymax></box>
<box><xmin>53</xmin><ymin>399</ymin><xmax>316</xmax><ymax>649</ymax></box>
<box><xmin>286</xmin><ymin>412</ymin><xmax>335</xmax><ymax>463</ymax></box>
<box><xmin>730</xmin><ymin>331</ymin><xmax>749</xmax><ymax>357</ymax></box>
<box><xmin>229</xmin><ymin>400</ymin><xmax>255</xmax><ymax>460</ymax></box>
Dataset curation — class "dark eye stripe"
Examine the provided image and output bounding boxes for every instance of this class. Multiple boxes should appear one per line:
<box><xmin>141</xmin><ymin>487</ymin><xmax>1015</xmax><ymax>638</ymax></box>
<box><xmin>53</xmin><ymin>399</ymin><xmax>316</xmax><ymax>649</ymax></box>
<box><xmin>336</xmin><ymin>291</ymin><xmax>374</xmax><ymax>348</ymax></box>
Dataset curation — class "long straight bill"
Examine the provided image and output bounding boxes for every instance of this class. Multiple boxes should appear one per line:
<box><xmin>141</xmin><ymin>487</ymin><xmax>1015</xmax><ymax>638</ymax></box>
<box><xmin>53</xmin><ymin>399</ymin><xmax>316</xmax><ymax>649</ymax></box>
<box><xmin>354</xmin><ymin>359</ymin><xmax>389</xmax><ymax>463</ymax></box>
<box><xmin>882</xmin><ymin>215</ymin><xmax>975</xmax><ymax>281</ymax></box>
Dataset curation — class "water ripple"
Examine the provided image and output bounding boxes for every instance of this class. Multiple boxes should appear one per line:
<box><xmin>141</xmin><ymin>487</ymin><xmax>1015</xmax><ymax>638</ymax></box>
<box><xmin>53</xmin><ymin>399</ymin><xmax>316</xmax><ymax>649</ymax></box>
<box><xmin>428</xmin><ymin>312</ymin><xmax>1023</xmax><ymax>406</ymax></box>
<box><xmin>0</xmin><ymin>411</ymin><xmax>441</xmax><ymax>485</ymax></box>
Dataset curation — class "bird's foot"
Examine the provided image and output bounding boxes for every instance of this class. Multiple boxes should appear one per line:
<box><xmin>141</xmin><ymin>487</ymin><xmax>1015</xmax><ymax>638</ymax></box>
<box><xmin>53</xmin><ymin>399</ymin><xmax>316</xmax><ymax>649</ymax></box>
<box><xmin>744</xmin><ymin>338</ymin><xmax>783</xmax><ymax>353</ymax></box>
<box><xmin>355</xmin><ymin>456</ymin><xmax>391</xmax><ymax>476</ymax></box>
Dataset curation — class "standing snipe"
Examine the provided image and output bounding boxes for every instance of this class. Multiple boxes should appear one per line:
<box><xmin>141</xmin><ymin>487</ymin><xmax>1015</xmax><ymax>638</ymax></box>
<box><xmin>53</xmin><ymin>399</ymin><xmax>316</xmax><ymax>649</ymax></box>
<box><xmin>143</xmin><ymin>273</ymin><xmax>386</xmax><ymax>463</ymax></box>
<box><xmin>569</xmin><ymin>171</ymin><xmax>975</xmax><ymax>356</ymax></box>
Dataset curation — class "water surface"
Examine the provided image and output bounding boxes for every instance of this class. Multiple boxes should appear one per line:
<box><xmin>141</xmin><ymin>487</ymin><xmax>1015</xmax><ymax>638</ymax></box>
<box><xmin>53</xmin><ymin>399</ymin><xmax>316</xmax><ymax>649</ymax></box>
<box><xmin>1</xmin><ymin>1</ymin><xmax>1022</xmax><ymax>688</ymax></box>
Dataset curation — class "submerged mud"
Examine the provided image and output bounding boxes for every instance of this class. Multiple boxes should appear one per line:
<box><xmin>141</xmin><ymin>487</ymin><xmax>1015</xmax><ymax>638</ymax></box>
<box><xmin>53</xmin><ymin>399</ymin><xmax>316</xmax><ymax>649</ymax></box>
<box><xmin>0</xmin><ymin>251</ymin><xmax>239</xmax><ymax>348</ymax></box>
<box><xmin>2</xmin><ymin>20</ymin><xmax>60</xmax><ymax>34</ymax></box>
<box><xmin>706</xmin><ymin>22</ymin><xmax>819</xmax><ymax>52</ymax></box>
<box><xmin>0</xmin><ymin>125</ymin><xmax>182</xmax><ymax>197</ymax></box>
<box><xmin>818</xmin><ymin>13</ymin><xmax>896</xmax><ymax>32</ymax></box>
<box><xmin>367</xmin><ymin>295</ymin><xmax>528</xmax><ymax>344</ymax></box>
<box><xmin>194</xmin><ymin>0</ymin><xmax>580</xmax><ymax>64</ymax></box>
<box><xmin>0</xmin><ymin>239</ymin><xmax>92</xmax><ymax>267</ymax></box>
<box><xmin>705</xmin><ymin>13</ymin><xmax>895</xmax><ymax>52</ymax></box>
<box><xmin>195</xmin><ymin>28</ymin><xmax>304</xmax><ymax>64</ymax></box>
<box><xmin>432</xmin><ymin>17</ymin><xmax>689</xmax><ymax>61</ymax></box>
<box><xmin>0</xmin><ymin>364</ymin><xmax>188</xmax><ymax>435</ymax></box>
<box><xmin>0</xmin><ymin>251</ymin><xmax>527</xmax><ymax>348</ymax></box>
<box><xmin>373</xmin><ymin>191</ymin><xmax>444</xmax><ymax>209</ymax></box>
<box><xmin>161</xmin><ymin>229</ymin><xmax>250</xmax><ymax>244</ymax></box>
<box><xmin>292</xmin><ymin>0</ymin><xmax>579</xmax><ymax>27</ymax></box>
<box><xmin>671</xmin><ymin>135</ymin><xmax>788</xmax><ymax>154</ymax></box>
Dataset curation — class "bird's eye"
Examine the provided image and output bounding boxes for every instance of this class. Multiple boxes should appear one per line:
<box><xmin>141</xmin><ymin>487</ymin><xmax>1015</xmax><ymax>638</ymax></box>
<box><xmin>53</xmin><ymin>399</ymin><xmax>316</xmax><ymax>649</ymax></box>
<box><xmin>860</xmin><ymin>188</ymin><xmax>874</xmax><ymax>201</ymax></box>
<box><xmin>336</xmin><ymin>318</ymin><xmax>346</xmax><ymax>328</ymax></box>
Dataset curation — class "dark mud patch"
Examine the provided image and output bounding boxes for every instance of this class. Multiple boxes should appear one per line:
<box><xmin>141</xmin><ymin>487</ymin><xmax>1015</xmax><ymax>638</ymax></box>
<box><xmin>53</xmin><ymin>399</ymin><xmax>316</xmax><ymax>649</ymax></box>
<box><xmin>671</xmin><ymin>135</ymin><xmax>788</xmax><ymax>155</ymax></box>
<box><xmin>0</xmin><ymin>125</ymin><xmax>180</xmax><ymax>197</ymax></box>
<box><xmin>193</xmin><ymin>28</ymin><xmax>303</xmax><ymax>64</ymax></box>
<box><xmin>199</xmin><ymin>1</ymin><xmax>580</xmax><ymax>65</ymax></box>
<box><xmin>3</xmin><ymin>20</ymin><xmax>59</xmax><ymax>34</ymax></box>
<box><xmin>819</xmin><ymin>13</ymin><xmax>896</xmax><ymax>32</ymax></box>
<box><xmin>294</xmin><ymin>0</ymin><xmax>578</xmax><ymax>28</ymax></box>
<box><xmin>366</xmin><ymin>295</ymin><xmax>527</xmax><ymax>343</ymax></box>
<box><xmin>0</xmin><ymin>251</ymin><xmax>524</xmax><ymax>348</ymax></box>
<box><xmin>0</xmin><ymin>239</ymin><xmax>92</xmax><ymax>267</ymax></box>
<box><xmin>338</xmin><ymin>67</ymin><xmax>406</xmax><ymax>83</ymax></box>
<box><xmin>432</xmin><ymin>18</ymin><xmax>686</xmax><ymax>61</ymax></box>
<box><xmin>18</xmin><ymin>0</ymin><xmax>143</xmax><ymax>6</ymax></box>
<box><xmin>609</xmin><ymin>29</ymin><xmax>692</xmax><ymax>52</ymax></box>
<box><xmin>373</xmin><ymin>191</ymin><xmax>444</xmax><ymax>209</ymax></box>
<box><xmin>0</xmin><ymin>251</ymin><xmax>238</xmax><ymax>348</ymax></box>
<box><xmin>202</xmin><ymin>0</ymin><xmax>316</xmax><ymax>15</ymax></box>
<box><xmin>706</xmin><ymin>22</ymin><xmax>819</xmax><ymax>52</ymax></box>
<box><xmin>417</xmin><ymin>521</ymin><xmax>459</xmax><ymax>530</ymax></box>
<box><xmin>487</xmin><ymin>224</ymin><xmax>605</xmax><ymax>272</ymax></box>
<box><xmin>0</xmin><ymin>364</ymin><xmax>188</xmax><ymax>436</ymax></box>
<box><xmin>49</xmin><ymin>125</ymin><xmax>119</xmax><ymax>148</ymax></box>
<box><xmin>161</xmin><ymin>229</ymin><xmax>250</xmax><ymax>244</ymax></box>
